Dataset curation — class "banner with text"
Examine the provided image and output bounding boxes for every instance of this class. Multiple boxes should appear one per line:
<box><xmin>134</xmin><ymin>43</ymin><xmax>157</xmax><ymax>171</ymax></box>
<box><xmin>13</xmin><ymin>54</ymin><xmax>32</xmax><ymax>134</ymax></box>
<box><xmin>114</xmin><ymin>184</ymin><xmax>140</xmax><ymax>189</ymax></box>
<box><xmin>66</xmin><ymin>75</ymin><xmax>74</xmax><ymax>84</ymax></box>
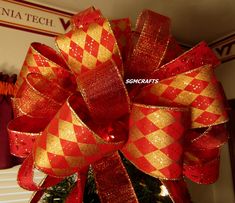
<box><xmin>0</xmin><ymin>0</ymin><xmax>73</xmax><ymax>37</ymax></box>
<box><xmin>210</xmin><ymin>33</ymin><xmax>235</xmax><ymax>63</ymax></box>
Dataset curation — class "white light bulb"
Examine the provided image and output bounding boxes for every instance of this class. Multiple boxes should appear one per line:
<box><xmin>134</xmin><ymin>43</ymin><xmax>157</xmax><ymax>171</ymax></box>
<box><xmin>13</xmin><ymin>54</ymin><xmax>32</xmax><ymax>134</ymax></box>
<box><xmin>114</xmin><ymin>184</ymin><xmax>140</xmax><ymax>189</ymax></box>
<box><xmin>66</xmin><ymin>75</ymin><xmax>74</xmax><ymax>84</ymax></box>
<box><xmin>160</xmin><ymin>185</ymin><xmax>169</xmax><ymax>197</ymax></box>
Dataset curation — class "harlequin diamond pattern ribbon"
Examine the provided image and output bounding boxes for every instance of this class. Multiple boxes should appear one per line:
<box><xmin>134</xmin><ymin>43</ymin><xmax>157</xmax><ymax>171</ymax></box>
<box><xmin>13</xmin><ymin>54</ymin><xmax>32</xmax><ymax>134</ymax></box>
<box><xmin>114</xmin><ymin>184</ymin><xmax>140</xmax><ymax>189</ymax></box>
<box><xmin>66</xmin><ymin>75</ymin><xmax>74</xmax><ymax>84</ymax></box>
<box><xmin>9</xmin><ymin>72</ymin><xmax>76</xmax><ymax>158</ymax></box>
<box><xmin>136</xmin><ymin>65</ymin><xmax>228</xmax><ymax>128</ymax></box>
<box><xmin>34</xmin><ymin>94</ymin><xmax>126</xmax><ymax>177</ymax></box>
<box><xmin>56</xmin><ymin>7</ymin><xmax>123</xmax><ymax>77</ymax></box>
<box><xmin>122</xmin><ymin>104</ymin><xmax>190</xmax><ymax>179</ymax></box>
<box><xmin>15</xmin><ymin>43</ymin><xmax>73</xmax><ymax>90</ymax></box>
<box><xmin>7</xmin><ymin>7</ymin><xmax>229</xmax><ymax>203</ymax></box>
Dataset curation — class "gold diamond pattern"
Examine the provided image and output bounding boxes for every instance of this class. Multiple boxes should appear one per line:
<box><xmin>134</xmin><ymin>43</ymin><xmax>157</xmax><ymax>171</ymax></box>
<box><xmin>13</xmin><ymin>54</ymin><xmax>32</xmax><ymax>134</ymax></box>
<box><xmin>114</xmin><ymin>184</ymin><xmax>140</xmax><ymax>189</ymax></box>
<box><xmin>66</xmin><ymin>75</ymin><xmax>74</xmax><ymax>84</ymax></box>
<box><xmin>46</xmin><ymin>133</ymin><xmax>64</xmax><ymax>155</ymax></box>
<box><xmin>129</xmin><ymin>126</ymin><xmax>144</xmax><ymax>142</ymax></box>
<box><xmin>65</xmin><ymin>156</ymin><xmax>86</xmax><ymax>168</ymax></box>
<box><xmin>97</xmin><ymin>44</ymin><xmax>112</xmax><ymax>62</ymax></box>
<box><xmin>147</xmin><ymin>130</ymin><xmax>174</xmax><ymax>149</ymax></box>
<box><xmin>125</xmin><ymin>143</ymin><xmax>143</xmax><ymax>159</ymax></box>
<box><xmin>122</xmin><ymin>104</ymin><xmax>187</xmax><ymax>179</ymax></box>
<box><xmin>138</xmin><ymin>65</ymin><xmax>228</xmax><ymax>128</ymax></box>
<box><xmin>169</xmin><ymin>75</ymin><xmax>193</xmax><ymax>90</ymax></box>
<box><xmin>71</xmin><ymin>29</ymin><xmax>87</xmax><ymax>49</ymax></box>
<box><xmin>56</xmin><ymin>18</ymin><xmax>122</xmax><ymax>76</ymax></box>
<box><xmin>82</xmin><ymin>50</ymin><xmax>98</xmax><ymax>68</ymax></box>
<box><xmin>79</xmin><ymin>143</ymin><xmax>99</xmax><ymax>156</ymax></box>
<box><xmin>34</xmin><ymin>101</ymin><xmax>125</xmax><ymax>177</ymax></box>
<box><xmin>173</xmin><ymin>91</ymin><xmax>197</xmax><ymax>105</ymax></box>
<box><xmin>147</xmin><ymin>110</ymin><xmax>174</xmax><ymax>129</ymax></box>
<box><xmin>145</xmin><ymin>150</ymin><xmax>173</xmax><ymax>170</ymax></box>
<box><xmin>87</xmin><ymin>23</ymin><xmax>103</xmax><ymax>43</ymax></box>
<box><xmin>35</xmin><ymin>147</ymin><xmax>51</xmax><ymax>168</ymax></box>
<box><xmin>58</xmin><ymin>119</ymin><xmax>77</xmax><ymax>142</ymax></box>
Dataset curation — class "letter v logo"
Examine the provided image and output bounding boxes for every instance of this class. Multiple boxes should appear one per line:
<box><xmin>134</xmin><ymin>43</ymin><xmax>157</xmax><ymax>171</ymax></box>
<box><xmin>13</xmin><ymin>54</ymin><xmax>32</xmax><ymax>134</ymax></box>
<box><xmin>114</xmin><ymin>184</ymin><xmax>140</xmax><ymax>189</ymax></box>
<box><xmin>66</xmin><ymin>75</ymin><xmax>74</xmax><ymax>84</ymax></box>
<box><xmin>59</xmin><ymin>18</ymin><xmax>71</xmax><ymax>31</ymax></box>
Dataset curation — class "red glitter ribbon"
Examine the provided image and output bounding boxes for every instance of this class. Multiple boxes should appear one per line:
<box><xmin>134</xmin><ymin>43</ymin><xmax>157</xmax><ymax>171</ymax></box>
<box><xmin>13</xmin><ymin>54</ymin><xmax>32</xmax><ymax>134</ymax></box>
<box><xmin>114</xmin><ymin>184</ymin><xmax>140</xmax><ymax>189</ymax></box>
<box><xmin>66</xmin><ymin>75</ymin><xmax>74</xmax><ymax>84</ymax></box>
<box><xmin>8</xmin><ymin>7</ymin><xmax>229</xmax><ymax>203</ymax></box>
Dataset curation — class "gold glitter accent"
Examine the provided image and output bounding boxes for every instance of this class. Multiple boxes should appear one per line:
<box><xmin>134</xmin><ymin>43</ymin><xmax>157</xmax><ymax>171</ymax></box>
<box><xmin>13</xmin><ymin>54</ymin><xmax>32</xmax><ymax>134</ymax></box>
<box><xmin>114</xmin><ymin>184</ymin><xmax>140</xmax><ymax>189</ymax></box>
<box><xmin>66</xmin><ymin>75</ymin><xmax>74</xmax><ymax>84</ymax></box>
<box><xmin>145</xmin><ymin>150</ymin><xmax>173</xmax><ymax>170</ymax></box>
<box><xmin>147</xmin><ymin>130</ymin><xmax>174</xmax><ymax>149</ymax></box>
<box><xmin>131</xmin><ymin>109</ymin><xmax>145</xmax><ymax>122</ymax></box>
<box><xmin>71</xmin><ymin>29</ymin><xmax>87</xmax><ymax>49</ymax></box>
<box><xmin>58</xmin><ymin>119</ymin><xmax>77</xmax><ymax>142</ymax></box>
<box><xmin>46</xmin><ymin>133</ymin><xmax>64</xmax><ymax>155</ymax></box>
<box><xmin>129</xmin><ymin>126</ymin><xmax>144</xmax><ymax>142</ymax></box>
<box><xmin>138</xmin><ymin>65</ymin><xmax>228</xmax><ymax>128</ymax></box>
<box><xmin>65</xmin><ymin>156</ymin><xmax>86</xmax><ymax>168</ymax></box>
<box><xmin>52</xmin><ymin>168</ymin><xmax>74</xmax><ymax>176</ymax></box>
<box><xmin>79</xmin><ymin>143</ymin><xmax>99</xmax><ymax>156</ymax></box>
<box><xmin>147</xmin><ymin>110</ymin><xmax>174</xmax><ymax>129</ymax></box>
<box><xmin>35</xmin><ymin>147</ymin><xmax>51</xmax><ymax>168</ymax></box>
<box><xmin>87</xmin><ymin>23</ymin><xmax>103</xmax><ymax>43</ymax></box>
<box><xmin>126</xmin><ymin>143</ymin><xmax>143</xmax><ymax>159</ymax></box>
<box><xmin>82</xmin><ymin>50</ymin><xmax>97</xmax><ymax>67</ymax></box>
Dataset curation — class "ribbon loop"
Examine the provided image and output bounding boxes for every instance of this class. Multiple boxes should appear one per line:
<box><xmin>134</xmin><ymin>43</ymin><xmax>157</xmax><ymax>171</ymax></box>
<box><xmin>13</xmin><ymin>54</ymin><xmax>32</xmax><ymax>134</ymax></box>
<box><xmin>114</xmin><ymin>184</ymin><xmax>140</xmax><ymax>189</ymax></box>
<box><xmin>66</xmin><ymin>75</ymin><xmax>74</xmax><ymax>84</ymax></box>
<box><xmin>183</xmin><ymin>124</ymin><xmax>228</xmax><ymax>184</ymax></box>
<box><xmin>136</xmin><ymin>65</ymin><xmax>228</xmax><ymax>128</ymax></box>
<box><xmin>15</xmin><ymin>73</ymin><xmax>71</xmax><ymax>118</ymax></box>
<box><xmin>34</xmin><ymin>94</ymin><xmax>126</xmax><ymax>177</ymax></box>
<box><xmin>122</xmin><ymin>103</ymin><xmax>189</xmax><ymax>180</ymax></box>
<box><xmin>125</xmin><ymin>10</ymin><xmax>170</xmax><ymax>79</ymax></box>
<box><xmin>16</xmin><ymin>43</ymin><xmax>75</xmax><ymax>91</ymax></box>
<box><xmin>8</xmin><ymin>116</ymin><xmax>48</xmax><ymax>157</ymax></box>
<box><xmin>56</xmin><ymin>14</ymin><xmax>123</xmax><ymax>77</ymax></box>
<box><xmin>77</xmin><ymin>60</ymin><xmax>130</xmax><ymax>123</ymax></box>
<box><xmin>151</xmin><ymin>41</ymin><xmax>220</xmax><ymax>81</ymax></box>
<box><xmin>8</xmin><ymin>71</ymin><xmax>75</xmax><ymax>157</ymax></box>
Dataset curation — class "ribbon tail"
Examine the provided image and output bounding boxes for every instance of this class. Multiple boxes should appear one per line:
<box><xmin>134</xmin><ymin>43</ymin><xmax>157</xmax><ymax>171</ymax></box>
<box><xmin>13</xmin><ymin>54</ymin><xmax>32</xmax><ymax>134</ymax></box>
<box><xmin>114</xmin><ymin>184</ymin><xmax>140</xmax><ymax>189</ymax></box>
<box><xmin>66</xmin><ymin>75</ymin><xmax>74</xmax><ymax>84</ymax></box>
<box><xmin>18</xmin><ymin>154</ymin><xmax>42</xmax><ymax>191</ymax></box>
<box><xmin>29</xmin><ymin>176</ymin><xmax>63</xmax><ymax>203</ymax></box>
<box><xmin>161</xmin><ymin>180</ymin><xmax>192</xmax><ymax>203</ymax></box>
<box><xmin>92</xmin><ymin>152</ymin><xmax>138</xmax><ymax>203</ymax></box>
<box><xmin>18</xmin><ymin>154</ymin><xmax>63</xmax><ymax>191</ymax></box>
<box><xmin>65</xmin><ymin>170</ymin><xmax>88</xmax><ymax>203</ymax></box>
<box><xmin>29</xmin><ymin>190</ymin><xmax>44</xmax><ymax>203</ymax></box>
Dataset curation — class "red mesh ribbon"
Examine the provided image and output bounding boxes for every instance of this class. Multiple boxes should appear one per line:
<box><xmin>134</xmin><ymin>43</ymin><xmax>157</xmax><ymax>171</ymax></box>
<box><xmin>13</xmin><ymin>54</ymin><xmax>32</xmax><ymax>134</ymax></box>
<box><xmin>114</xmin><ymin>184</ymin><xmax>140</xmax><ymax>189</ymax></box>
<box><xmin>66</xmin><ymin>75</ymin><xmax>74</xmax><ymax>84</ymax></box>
<box><xmin>8</xmin><ymin>7</ymin><xmax>229</xmax><ymax>203</ymax></box>
<box><xmin>0</xmin><ymin>73</ymin><xmax>21</xmax><ymax>169</ymax></box>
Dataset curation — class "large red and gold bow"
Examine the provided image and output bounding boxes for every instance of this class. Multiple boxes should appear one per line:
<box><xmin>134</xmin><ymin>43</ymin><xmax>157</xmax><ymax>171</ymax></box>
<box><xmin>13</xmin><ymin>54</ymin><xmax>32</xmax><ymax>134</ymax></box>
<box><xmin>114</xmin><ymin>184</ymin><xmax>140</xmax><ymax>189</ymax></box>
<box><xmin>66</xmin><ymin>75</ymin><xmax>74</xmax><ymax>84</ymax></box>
<box><xmin>8</xmin><ymin>7</ymin><xmax>229</xmax><ymax>203</ymax></box>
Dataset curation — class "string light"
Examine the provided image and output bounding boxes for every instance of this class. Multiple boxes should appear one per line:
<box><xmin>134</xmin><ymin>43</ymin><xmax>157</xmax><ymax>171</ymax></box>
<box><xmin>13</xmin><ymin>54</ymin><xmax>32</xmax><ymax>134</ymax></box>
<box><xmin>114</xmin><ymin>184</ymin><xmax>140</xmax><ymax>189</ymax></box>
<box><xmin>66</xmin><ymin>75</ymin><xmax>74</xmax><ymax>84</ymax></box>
<box><xmin>160</xmin><ymin>185</ymin><xmax>169</xmax><ymax>197</ymax></box>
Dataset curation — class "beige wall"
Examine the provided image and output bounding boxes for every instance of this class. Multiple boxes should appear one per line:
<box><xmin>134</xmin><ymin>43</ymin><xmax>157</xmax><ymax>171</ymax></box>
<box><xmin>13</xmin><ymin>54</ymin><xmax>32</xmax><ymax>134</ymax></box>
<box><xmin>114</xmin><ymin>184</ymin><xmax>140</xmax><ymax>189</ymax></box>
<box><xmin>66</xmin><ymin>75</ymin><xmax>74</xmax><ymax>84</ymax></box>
<box><xmin>0</xmin><ymin>26</ymin><xmax>56</xmax><ymax>75</ymax></box>
<box><xmin>216</xmin><ymin>60</ymin><xmax>235</xmax><ymax>100</ymax></box>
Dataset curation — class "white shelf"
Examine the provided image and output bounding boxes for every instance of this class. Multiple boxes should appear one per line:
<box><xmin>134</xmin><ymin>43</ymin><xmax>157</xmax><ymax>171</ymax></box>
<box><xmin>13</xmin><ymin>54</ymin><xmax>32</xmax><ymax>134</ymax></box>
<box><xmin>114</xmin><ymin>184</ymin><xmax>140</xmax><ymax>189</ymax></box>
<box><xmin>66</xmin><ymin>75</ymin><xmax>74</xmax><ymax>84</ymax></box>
<box><xmin>0</xmin><ymin>165</ymin><xmax>44</xmax><ymax>203</ymax></box>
